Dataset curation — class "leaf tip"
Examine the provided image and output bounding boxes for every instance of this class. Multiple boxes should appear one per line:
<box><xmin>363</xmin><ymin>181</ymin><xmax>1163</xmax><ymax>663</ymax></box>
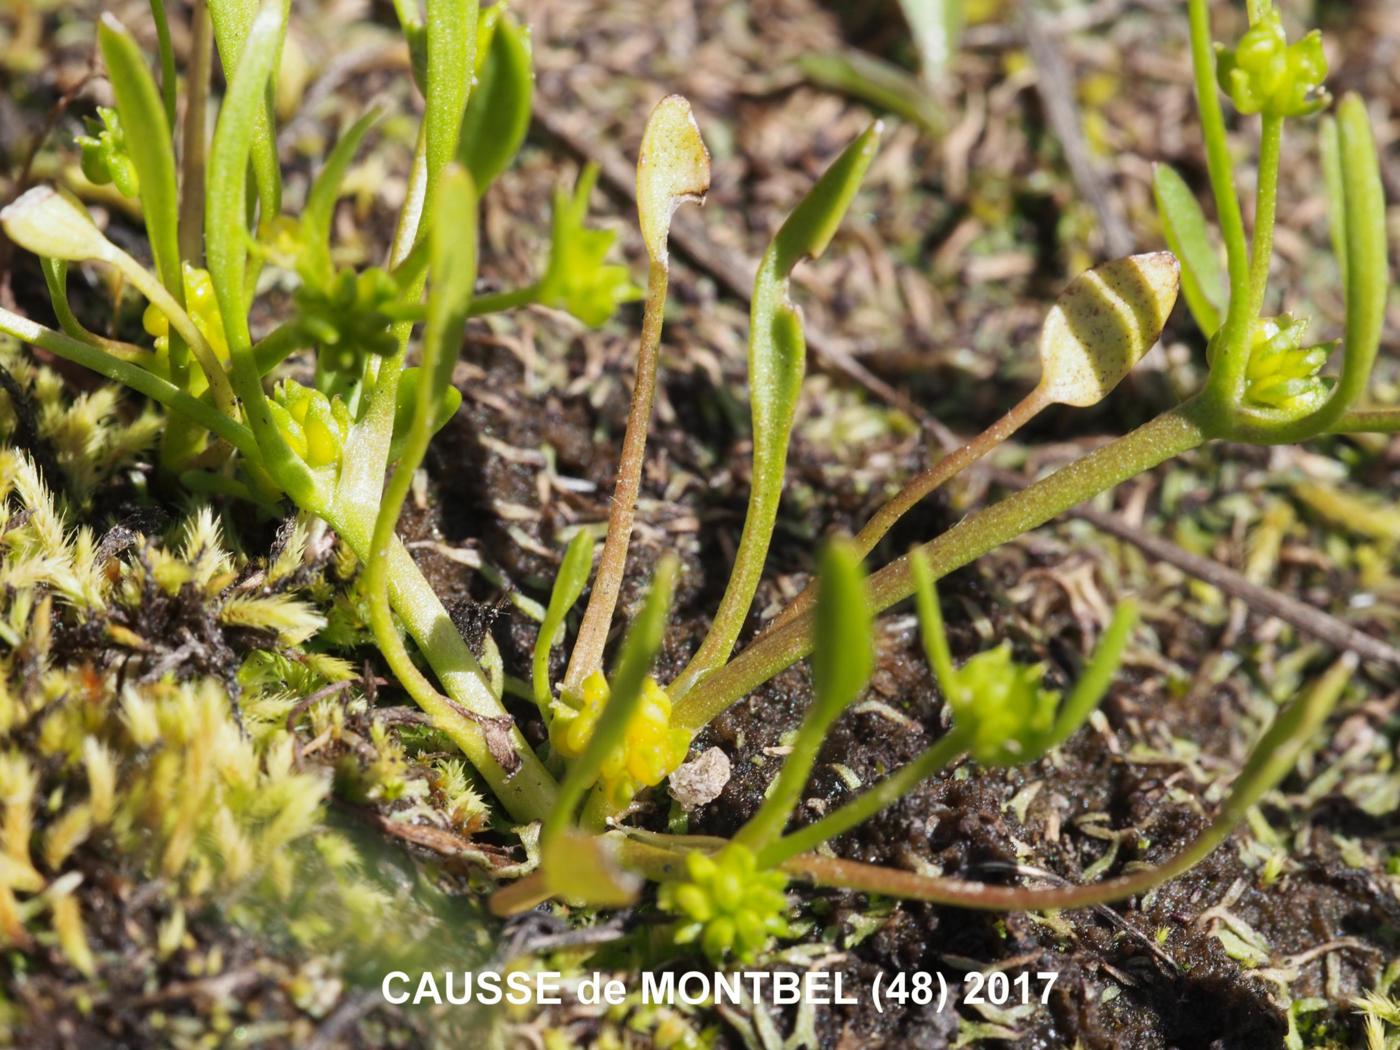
<box><xmin>1</xmin><ymin>186</ymin><xmax>112</xmax><ymax>264</ymax></box>
<box><xmin>637</xmin><ymin>94</ymin><xmax>711</xmax><ymax>265</ymax></box>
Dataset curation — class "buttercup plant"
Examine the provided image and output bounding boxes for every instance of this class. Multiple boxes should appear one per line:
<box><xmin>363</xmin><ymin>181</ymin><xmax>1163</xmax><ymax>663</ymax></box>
<box><xmin>0</xmin><ymin>0</ymin><xmax>1394</xmax><ymax>963</ymax></box>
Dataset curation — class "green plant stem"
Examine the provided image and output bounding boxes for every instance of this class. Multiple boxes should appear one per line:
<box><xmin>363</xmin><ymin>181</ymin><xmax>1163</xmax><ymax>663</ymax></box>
<box><xmin>759</xmin><ymin>727</ymin><xmax>970</xmax><ymax>867</ymax></box>
<box><xmin>339</xmin><ymin>129</ymin><xmax>428</xmax><ymax>511</ymax></box>
<box><xmin>782</xmin><ymin>653</ymin><xmax>1352</xmax><ymax>909</ymax></box>
<box><xmin>564</xmin><ymin>259</ymin><xmax>669</xmax><ymax>693</ymax></box>
<box><xmin>1245</xmin><ymin>115</ymin><xmax>1283</xmax><ymax>321</ymax></box>
<box><xmin>675</xmin><ymin>403</ymin><xmax>1211</xmax><ymax>731</ymax></box>
<box><xmin>146</xmin><ymin>0</ymin><xmax>178</xmax><ymax>128</ymax></box>
<box><xmin>252</xmin><ymin>324</ymin><xmax>305</xmax><ymax>374</ymax></box>
<box><xmin>0</xmin><ymin>307</ymin><xmax>255</xmax><ymax>458</ymax></box>
<box><xmin>1188</xmin><ymin>0</ymin><xmax>1249</xmax><ymax>304</ymax></box>
<box><xmin>115</xmin><ymin>258</ymin><xmax>236</xmax><ymax>415</ymax></box>
<box><xmin>1329</xmin><ymin>408</ymin><xmax>1400</xmax><ymax>434</ymax></box>
<box><xmin>335</xmin><ymin>511</ymin><xmax>557</xmax><ymax>821</ymax></box>
<box><xmin>761</xmin><ymin>387</ymin><xmax>1048</xmax><ymax>640</ymax></box>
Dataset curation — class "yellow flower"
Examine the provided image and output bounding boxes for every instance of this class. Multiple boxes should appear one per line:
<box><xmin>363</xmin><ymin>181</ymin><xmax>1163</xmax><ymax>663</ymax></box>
<box><xmin>550</xmin><ymin>671</ymin><xmax>691</xmax><ymax>808</ymax></box>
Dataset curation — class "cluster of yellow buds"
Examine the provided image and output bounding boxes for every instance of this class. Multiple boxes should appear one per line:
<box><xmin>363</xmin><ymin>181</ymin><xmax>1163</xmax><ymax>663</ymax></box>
<box><xmin>1216</xmin><ymin>9</ymin><xmax>1328</xmax><ymax>118</ymax></box>
<box><xmin>550</xmin><ymin>670</ymin><xmax>691</xmax><ymax>808</ymax></box>
<box><xmin>658</xmin><ymin>844</ymin><xmax>791</xmax><ymax>963</ymax></box>
<box><xmin>1242</xmin><ymin>315</ymin><xmax>1331</xmax><ymax>416</ymax></box>
<box><xmin>142</xmin><ymin>264</ymin><xmax>229</xmax><ymax>362</ymax></box>
<box><xmin>269</xmin><ymin>381</ymin><xmax>351</xmax><ymax>469</ymax></box>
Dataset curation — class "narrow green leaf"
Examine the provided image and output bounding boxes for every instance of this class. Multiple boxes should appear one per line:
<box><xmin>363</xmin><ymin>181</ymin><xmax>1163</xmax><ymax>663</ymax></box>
<box><xmin>546</xmin><ymin>556</ymin><xmax>677</xmax><ymax>840</ymax></box>
<box><xmin>420</xmin><ymin>164</ymin><xmax>478</xmax><ymax>401</ymax></box>
<box><xmin>909</xmin><ymin>548</ymin><xmax>955</xmax><ymax>692</ymax></box>
<box><xmin>206</xmin><ymin>0</ymin><xmax>284</xmax><ymax>354</ymax></box>
<box><xmin>39</xmin><ymin>258</ymin><xmax>149</xmax><ymax>361</ymax></box>
<box><xmin>208</xmin><ymin>0</ymin><xmax>285</xmax><ymax>229</ymax></box>
<box><xmin>1046</xmin><ymin>598</ymin><xmax>1138</xmax><ymax>749</ymax></box>
<box><xmin>458</xmin><ymin>4</ymin><xmax>533</xmax><ymax>193</ymax></box>
<box><xmin>98</xmin><ymin>15</ymin><xmax>182</xmax><ymax>302</ymax></box>
<box><xmin>771</xmin><ymin>122</ymin><xmax>881</xmax><ymax>276</ymax></box>
<box><xmin>392</xmin><ymin>0</ymin><xmax>428</xmax><ymax>91</ymax></box>
<box><xmin>1330</xmin><ymin>93</ymin><xmax>1389</xmax><ymax>417</ymax></box>
<box><xmin>207</xmin><ymin>0</ymin><xmax>319</xmax><ymax>501</ymax></box>
<box><xmin>146</xmin><ymin>0</ymin><xmax>178</xmax><ymax>127</ymax></box>
<box><xmin>387</xmin><ymin>371</ymin><xmax>462</xmax><ymax>464</ymax></box>
<box><xmin>1319</xmin><ymin>117</ymin><xmax>1347</xmax><ymax>295</ymax></box>
<box><xmin>669</xmin><ymin>124</ymin><xmax>879</xmax><ymax>699</ymax></box>
<box><xmin>1225</xmin><ymin>655</ymin><xmax>1352</xmax><ymax>827</ymax></box>
<box><xmin>811</xmin><ymin>540</ymin><xmax>874</xmax><ymax>717</ymax></box>
<box><xmin>300</xmin><ymin>110</ymin><xmax>380</xmax><ymax>284</ymax></box>
<box><xmin>533</xmin><ymin>531</ymin><xmax>596</xmax><ymax>713</ymax></box>
<box><xmin>636</xmin><ymin>95</ymin><xmax>711</xmax><ymax>265</ymax></box>
<box><xmin>424</xmin><ymin>0</ymin><xmax>478</xmax><ymax>215</ymax></box>
<box><xmin>1152</xmin><ymin>163</ymin><xmax>1226</xmax><ymax>336</ymax></box>
<box><xmin>736</xmin><ymin>539</ymin><xmax>872</xmax><ymax>850</ymax></box>
<box><xmin>0</xmin><ymin>307</ymin><xmax>256</xmax><ymax>459</ymax></box>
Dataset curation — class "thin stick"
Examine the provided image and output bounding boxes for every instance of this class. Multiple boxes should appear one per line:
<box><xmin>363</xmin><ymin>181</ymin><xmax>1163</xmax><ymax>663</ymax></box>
<box><xmin>563</xmin><ymin>259</ymin><xmax>668</xmax><ymax>692</ymax></box>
